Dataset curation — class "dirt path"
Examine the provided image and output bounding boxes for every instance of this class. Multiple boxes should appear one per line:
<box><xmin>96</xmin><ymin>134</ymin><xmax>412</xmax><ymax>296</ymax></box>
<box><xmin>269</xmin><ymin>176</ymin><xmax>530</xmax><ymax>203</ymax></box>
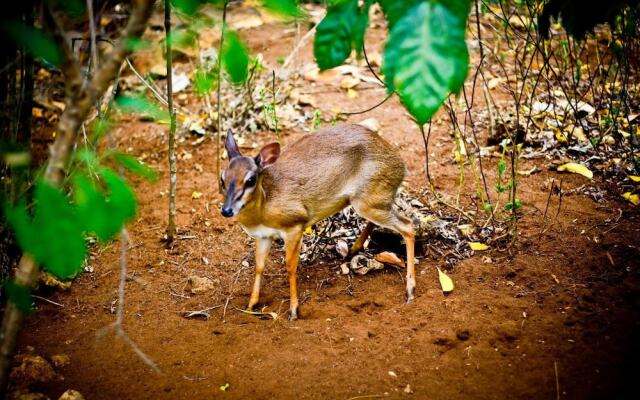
<box><xmin>13</xmin><ymin>14</ymin><xmax>640</xmax><ymax>400</ymax></box>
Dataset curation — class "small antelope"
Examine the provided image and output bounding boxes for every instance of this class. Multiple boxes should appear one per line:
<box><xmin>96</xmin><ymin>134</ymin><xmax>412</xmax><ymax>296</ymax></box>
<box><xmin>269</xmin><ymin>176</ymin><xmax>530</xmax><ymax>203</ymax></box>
<box><xmin>220</xmin><ymin>124</ymin><xmax>415</xmax><ymax>320</ymax></box>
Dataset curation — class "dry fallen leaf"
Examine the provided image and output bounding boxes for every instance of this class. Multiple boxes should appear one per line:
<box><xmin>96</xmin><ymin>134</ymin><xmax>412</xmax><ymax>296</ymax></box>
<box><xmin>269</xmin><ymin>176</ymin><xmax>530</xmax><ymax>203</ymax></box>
<box><xmin>557</xmin><ymin>162</ymin><xmax>593</xmax><ymax>179</ymax></box>
<box><xmin>191</xmin><ymin>191</ymin><xmax>202</xmax><ymax>199</ymax></box>
<box><xmin>468</xmin><ymin>242</ymin><xmax>489</xmax><ymax>251</ymax></box>
<box><xmin>374</xmin><ymin>251</ymin><xmax>405</xmax><ymax>268</ymax></box>
<box><xmin>340</xmin><ymin>76</ymin><xmax>360</xmax><ymax>89</ymax></box>
<box><xmin>437</xmin><ymin>267</ymin><xmax>454</xmax><ymax>293</ymax></box>
<box><xmin>622</xmin><ymin>192</ymin><xmax>639</xmax><ymax>205</ymax></box>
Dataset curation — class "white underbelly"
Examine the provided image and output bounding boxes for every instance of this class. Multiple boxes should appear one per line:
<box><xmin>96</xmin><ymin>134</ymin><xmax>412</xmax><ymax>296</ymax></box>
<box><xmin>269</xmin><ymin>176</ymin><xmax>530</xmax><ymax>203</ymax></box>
<box><xmin>242</xmin><ymin>224</ymin><xmax>285</xmax><ymax>240</ymax></box>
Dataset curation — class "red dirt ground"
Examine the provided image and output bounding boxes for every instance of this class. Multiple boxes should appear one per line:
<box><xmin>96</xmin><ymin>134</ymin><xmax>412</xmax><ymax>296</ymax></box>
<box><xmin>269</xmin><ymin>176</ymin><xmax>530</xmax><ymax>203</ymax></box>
<box><xmin>10</xmin><ymin>9</ymin><xmax>640</xmax><ymax>400</ymax></box>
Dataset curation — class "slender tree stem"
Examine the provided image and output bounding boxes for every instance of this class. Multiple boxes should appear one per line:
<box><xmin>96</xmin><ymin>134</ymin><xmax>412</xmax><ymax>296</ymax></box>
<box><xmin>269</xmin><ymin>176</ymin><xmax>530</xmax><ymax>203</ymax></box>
<box><xmin>165</xmin><ymin>0</ymin><xmax>177</xmax><ymax>244</ymax></box>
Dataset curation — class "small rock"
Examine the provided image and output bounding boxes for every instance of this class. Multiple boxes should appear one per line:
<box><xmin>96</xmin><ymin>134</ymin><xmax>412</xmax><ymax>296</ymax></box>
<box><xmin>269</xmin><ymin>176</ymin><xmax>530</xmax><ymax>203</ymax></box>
<box><xmin>336</xmin><ymin>240</ymin><xmax>349</xmax><ymax>258</ymax></box>
<box><xmin>388</xmin><ymin>370</ymin><xmax>397</xmax><ymax>378</ymax></box>
<box><xmin>340</xmin><ymin>263</ymin><xmax>350</xmax><ymax>275</ymax></box>
<box><xmin>50</xmin><ymin>354</ymin><xmax>70</xmax><ymax>369</ymax></box>
<box><xmin>188</xmin><ymin>276</ymin><xmax>215</xmax><ymax>294</ymax></box>
<box><xmin>404</xmin><ymin>384</ymin><xmax>413</xmax><ymax>394</ymax></box>
<box><xmin>456</xmin><ymin>330</ymin><xmax>471</xmax><ymax>341</ymax></box>
<box><xmin>10</xmin><ymin>355</ymin><xmax>57</xmax><ymax>386</ymax></box>
<box><xmin>58</xmin><ymin>390</ymin><xmax>85</xmax><ymax>400</ymax></box>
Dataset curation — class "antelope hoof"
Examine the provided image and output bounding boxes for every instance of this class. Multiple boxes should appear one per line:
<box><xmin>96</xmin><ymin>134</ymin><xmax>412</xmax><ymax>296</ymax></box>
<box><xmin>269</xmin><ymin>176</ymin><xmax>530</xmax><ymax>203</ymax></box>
<box><xmin>288</xmin><ymin>307</ymin><xmax>299</xmax><ymax>321</ymax></box>
<box><xmin>405</xmin><ymin>288</ymin><xmax>415</xmax><ymax>304</ymax></box>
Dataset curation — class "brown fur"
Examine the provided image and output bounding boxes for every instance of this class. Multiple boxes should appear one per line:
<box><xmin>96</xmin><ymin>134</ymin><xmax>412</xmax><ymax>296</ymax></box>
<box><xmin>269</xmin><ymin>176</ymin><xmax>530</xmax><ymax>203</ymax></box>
<box><xmin>221</xmin><ymin>124</ymin><xmax>415</xmax><ymax>320</ymax></box>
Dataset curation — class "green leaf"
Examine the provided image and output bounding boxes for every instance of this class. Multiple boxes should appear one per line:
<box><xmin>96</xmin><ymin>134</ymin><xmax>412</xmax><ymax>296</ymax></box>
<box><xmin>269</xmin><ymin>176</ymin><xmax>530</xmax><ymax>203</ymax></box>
<box><xmin>74</xmin><ymin>170</ymin><xmax>137</xmax><ymax>242</ymax></box>
<box><xmin>377</xmin><ymin>0</ymin><xmax>421</xmax><ymax>29</ymax></box>
<box><xmin>4</xmin><ymin>182</ymin><xmax>87</xmax><ymax>279</ymax></box>
<box><xmin>504</xmin><ymin>199</ymin><xmax>522</xmax><ymax>211</ymax></box>
<box><xmin>1</xmin><ymin>21</ymin><xmax>62</xmax><ymax>67</ymax></box>
<box><xmin>2</xmin><ymin>280</ymin><xmax>32</xmax><ymax>313</ymax></box>
<box><xmin>53</xmin><ymin>0</ymin><xmax>86</xmax><ymax>17</ymax></box>
<box><xmin>193</xmin><ymin>68</ymin><xmax>217</xmax><ymax>95</ymax></box>
<box><xmin>383</xmin><ymin>0</ymin><xmax>470</xmax><ymax>125</ymax></box>
<box><xmin>313</xmin><ymin>0</ymin><xmax>371</xmax><ymax>71</ymax></box>
<box><xmin>222</xmin><ymin>31</ymin><xmax>249</xmax><ymax>84</ymax></box>
<box><xmin>261</xmin><ymin>0</ymin><xmax>305</xmax><ymax>18</ymax></box>
<box><xmin>111</xmin><ymin>152</ymin><xmax>159</xmax><ymax>182</ymax></box>
<box><xmin>497</xmin><ymin>159</ymin><xmax>506</xmax><ymax>176</ymax></box>
<box><xmin>171</xmin><ymin>0</ymin><xmax>203</xmax><ymax>15</ymax></box>
<box><xmin>115</xmin><ymin>95</ymin><xmax>169</xmax><ymax>121</ymax></box>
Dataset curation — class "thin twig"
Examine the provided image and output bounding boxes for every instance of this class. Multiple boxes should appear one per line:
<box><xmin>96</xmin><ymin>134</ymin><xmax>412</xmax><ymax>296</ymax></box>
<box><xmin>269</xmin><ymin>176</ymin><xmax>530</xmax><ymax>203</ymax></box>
<box><xmin>554</xmin><ymin>360</ymin><xmax>560</xmax><ymax>400</ymax></box>
<box><xmin>216</xmin><ymin>0</ymin><xmax>229</xmax><ymax>194</ymax></box>
<box><xmin>32</xmin><ymin>295</ymin><xmax>64</xmax><ymax>308</ymax></box>
<box><xmin>165</xmin><ymin>0</ymin><xmax>177</xmax><ymax>243</ymax></box>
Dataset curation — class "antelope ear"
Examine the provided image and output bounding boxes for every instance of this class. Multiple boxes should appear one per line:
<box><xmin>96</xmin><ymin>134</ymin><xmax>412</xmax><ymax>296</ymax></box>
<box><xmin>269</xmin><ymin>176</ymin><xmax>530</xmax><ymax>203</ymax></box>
<box><xmin>255</xmin><ymin>142</ymin><xmax>280</xmax><ymax>169</ymax></box>
<box><xmin>225</xmin><ymin>129</ymin><xmax>241</xmax><ymax>159</ymax></box>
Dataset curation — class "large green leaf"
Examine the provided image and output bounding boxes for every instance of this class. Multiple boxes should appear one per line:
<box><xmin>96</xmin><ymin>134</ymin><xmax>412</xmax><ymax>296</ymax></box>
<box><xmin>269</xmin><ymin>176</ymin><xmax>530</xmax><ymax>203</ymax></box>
<box><xmin>5</xmin><ymin>182</ymin><xmax>87</xmax><ymax>279</ymax></box>
<box><xmin>313</xmin><ymin>0</ymin><xmax>371</xmax><ymax>71</ymax></box>
<box><xmin>383</xmin><ymin>0</ymin><xmax>470</xmax><ymax>125</ymax></box>
<box><xmin>110</xmin><ymin>152</ymin><xmax>159</xmax><ymax>182</ymax></box>
<box><xmin>261</xmin><ymin>0</ymin><xmax>304</xmax><ymax>18</ymax></box>
<box><xmin>74</xmin><ymin>169</ymin><xmax>137</xmax><ymax>242</ymax></box>
<box><xmin>221</xmin><ymin>31</ymin><xmax>249</xmax><ymax>84</ymax></box>
<box><xmin>377</xmin><ymin>0</ymin><xmax>422</xmax><ymax>29</ymax></box>
<box><xmin>115</xmin><ymin>95</ymin><xmax>169</xmax><ymax>121</ymax></box>
<box><xmin>1</xmin><ymin>21</ymin><xmax>62</xmax><ymax>67</ymax></box>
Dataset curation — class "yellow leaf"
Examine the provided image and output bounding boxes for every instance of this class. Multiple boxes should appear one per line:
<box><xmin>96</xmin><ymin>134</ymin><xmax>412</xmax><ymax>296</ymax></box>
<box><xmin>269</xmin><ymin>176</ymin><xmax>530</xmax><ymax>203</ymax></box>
<box><xmin>468</xmin><ymin>242</ymin><xmax>489</xmax><ymax>251</ymax></box>
<box><xmin>347</xmin><ymin>88</ymin><xmax>358</xmax><ymax>99</ymax></box>
<box><xmin>191</xmin><ymin>191</ymin><xmax>202</xmax><ymax>199</ymax></box>
<box><xmin>551</xmin><ymin>274</ymin><xmax>560</xmax><ymax>284</ymax></box>
<box><xmin>622</xmin><ymin>192</ymin><xmax>640</xmax><ymax>206</ymax></box>
<box><xmin>304</xmin><ymin>226</ymin><xmax>314</xmax><ymax>235</ymax></box>
<box><xmin>629</xmin><ymin>175</ymin><xmax>640</xmax><ymax>182</ymax></box>
<box><xmin>437</xmin><ymin>267</ymin><xmax>454</xmax><ymax>293</ymax></box>
<box><xmin>557</xmin><ymin>162</ymin><xmax>593</xmax><ymax>179</ymax></box>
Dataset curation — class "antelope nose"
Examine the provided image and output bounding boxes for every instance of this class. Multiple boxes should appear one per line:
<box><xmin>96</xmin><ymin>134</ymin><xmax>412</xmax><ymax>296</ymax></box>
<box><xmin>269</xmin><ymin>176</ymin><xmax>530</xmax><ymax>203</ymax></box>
<box><xmin>221</xmin><ymin>207</ymin><xmax>234</xmax><ymax>218</ymax></box>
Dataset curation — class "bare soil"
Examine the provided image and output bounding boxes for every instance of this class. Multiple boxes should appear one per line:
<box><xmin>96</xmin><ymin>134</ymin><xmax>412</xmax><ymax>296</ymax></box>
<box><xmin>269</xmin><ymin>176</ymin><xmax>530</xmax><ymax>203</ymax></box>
<box><xmin>11</xmin><ymin>14</ymin><xmax>640</xmax><ymax>400</ymax></box>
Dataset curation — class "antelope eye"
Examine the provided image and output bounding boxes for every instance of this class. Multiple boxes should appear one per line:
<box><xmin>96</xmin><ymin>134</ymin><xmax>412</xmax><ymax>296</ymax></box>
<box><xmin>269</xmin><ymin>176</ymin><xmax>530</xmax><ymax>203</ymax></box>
<box><xmin>220</xmin><ymin>176</ymin><xmax>226</xmax><ymax>190</ymax></box>
<box><xmin>246</xmin><ymin>175</ymin><xmax>257</xmax><ymax>187</ymax></box>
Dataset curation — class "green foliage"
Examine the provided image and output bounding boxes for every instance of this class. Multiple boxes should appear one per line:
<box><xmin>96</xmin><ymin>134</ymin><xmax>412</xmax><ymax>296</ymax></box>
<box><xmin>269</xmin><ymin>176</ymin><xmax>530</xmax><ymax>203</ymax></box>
<box><xmin>377</xmin><ymin>0</ymin><xmax>421</xmax><ymax>29</ymax></box>
<box><xmin>52</xmin><ymin>0</ymin><xmax>86</xmax><ymax>17</ymax></box>
<box><xmin>5</xmin><ymin>183</ymin><xmax>87</xmax><ymax>279</ymax></box>
<box><xmin>313</xmin><ymin>0</ymin><xmax>371</xmax><ymax>71</ymax></box>
<box><xmin>313</xmin><ymin>0</ymin><xmax>471</xmax><ymax>124</ymax></box>
<box><xmin>110</xmin><ymin>152</ymin><xmax>159</xmax><ymax>182</ymax></box>
<box><xmin>2</xmin><ymin>280</ymin><xmax>32</xmax><ymax>313</ymax></box>
<box><xmin>1</xmin><ymin>21</ymin><xmax>62</xmax><ymax>67</ymax></box>
<box><xmin>222</xmin><ymin>31</ymin><xmax>249</xmax><ymax>84</ymax></box>
<box><xmin>4</xmin><ymin>168</ymin><xmax>140</xmax><ymax>280</ymax></box>
<box><xmin>504</xmin><ymin>199</ymin><xmax>522</xmax><ymax>211</ymax></box>
<box><xmin>115</xmin><ymin>95</ymin><xmax>170</xmax><ymax>121</ymax></box>
<box><xmin>74</xmin><ymin>170</ymin><xmax>136</xmax><ymax>242</ymax></box>
<box><xmin>383</xmin><ymin>0</ymin><xmax>470</xmax><ymax>125</ymax></box>
<box><xmin>171</xmin><ymin>0</ymin><xmax>205</xmax><ymax>15</ymax></box>
<box><xmin>261</xmin><ymin>0</ymin><xmax>305</xmax><ymax>18</ymax></box>
<box><xmin>193</xmin><ymin>67</ymin><xmax>218</xmax><ymax>95</ymax></box>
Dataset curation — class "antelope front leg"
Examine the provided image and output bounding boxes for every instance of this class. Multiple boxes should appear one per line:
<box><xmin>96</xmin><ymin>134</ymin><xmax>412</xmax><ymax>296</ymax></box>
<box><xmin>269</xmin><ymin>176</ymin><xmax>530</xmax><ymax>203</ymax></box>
<box><xmin>284</xmin><ymin>228</ymin><xmax>303</xmax><ymax>321</ymax></box>
<box><xmin>248</xmin><ymin>238</ymin><xmax>272</xmax><ymax>311</ymax></box>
